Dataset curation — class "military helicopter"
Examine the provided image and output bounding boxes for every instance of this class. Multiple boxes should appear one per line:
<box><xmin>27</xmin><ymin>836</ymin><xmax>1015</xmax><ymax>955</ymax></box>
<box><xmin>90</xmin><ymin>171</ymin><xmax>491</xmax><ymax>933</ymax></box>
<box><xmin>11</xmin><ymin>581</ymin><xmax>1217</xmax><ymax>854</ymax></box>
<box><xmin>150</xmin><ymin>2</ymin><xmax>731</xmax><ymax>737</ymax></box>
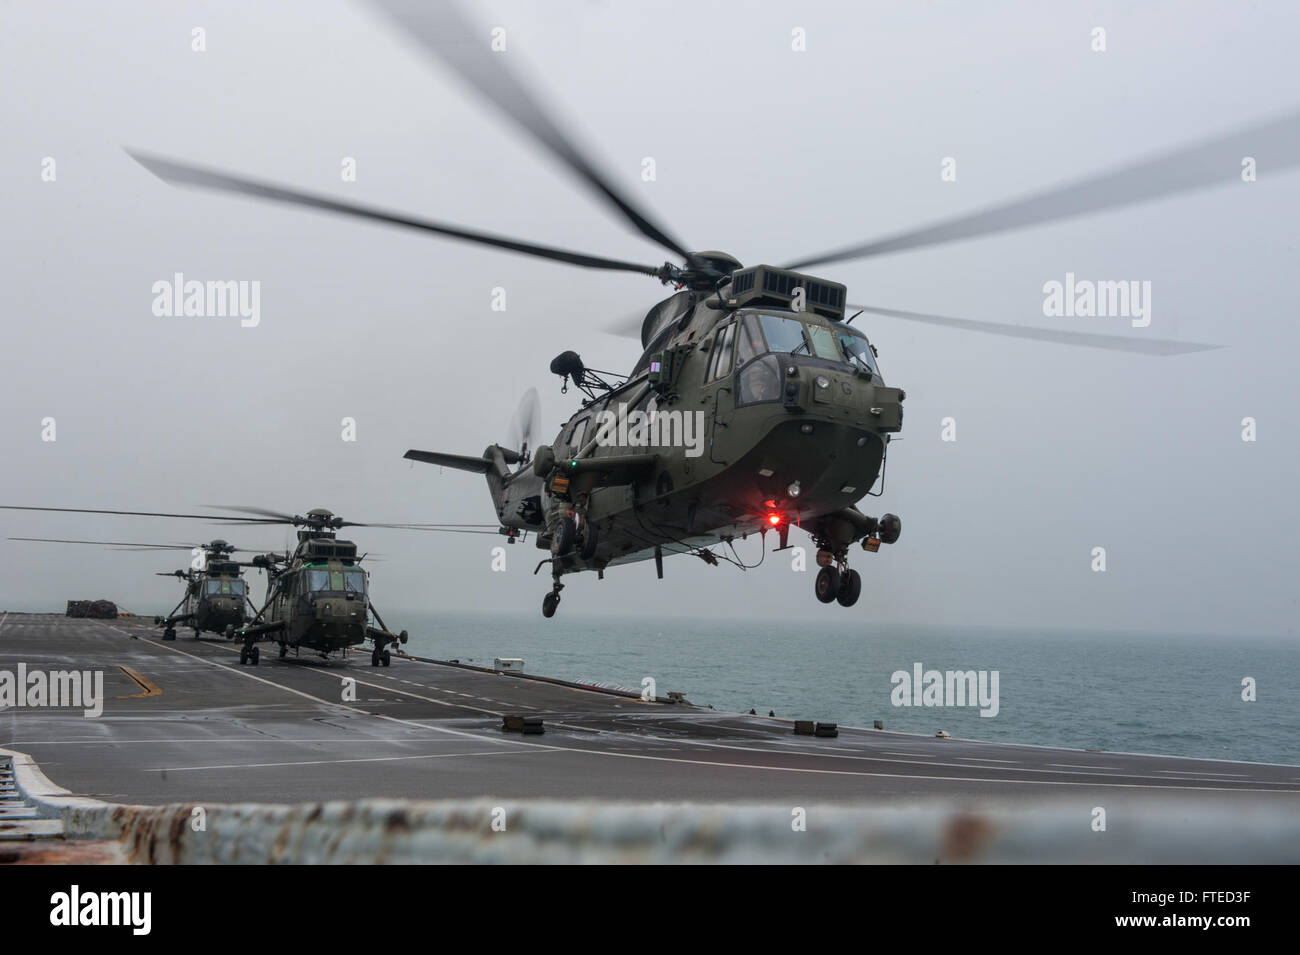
<box><xmin>1</xmin><ymin>504</ymin><xmax>494</xmax><ymax>661</ymax></box>
<box><xmin>119</xmin><ymin>2</ymin><xmax>1298</xmax><ymax>615</ymax></box>
<box><xmin>6</xmin><ymin>535</ymin><xmax>274</xmax><ymax>640</ymax></box>
<box><xmin>228</xmin><ymin>506</ymin><xmax>422</xmax><ymax>667</ymax></box>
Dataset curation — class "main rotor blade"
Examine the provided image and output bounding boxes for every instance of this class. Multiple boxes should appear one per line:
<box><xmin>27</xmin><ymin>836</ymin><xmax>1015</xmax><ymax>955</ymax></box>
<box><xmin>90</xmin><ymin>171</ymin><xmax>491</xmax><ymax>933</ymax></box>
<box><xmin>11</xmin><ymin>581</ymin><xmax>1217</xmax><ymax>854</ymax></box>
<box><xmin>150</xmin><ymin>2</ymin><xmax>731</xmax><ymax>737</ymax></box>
<box><xmin>128</xmin><ymin>151</ymin><xmax>663</xmax><ymax>277</ymax></box>
<box><xmin>787</xmin><ymin>108</ymin><xmax>1300</xmax><ymax>269</ymax></box>
<box><xmin>848</xmin><ymin>304</ymin><xmax>1221</xmax><ymax>355</ymax></box>
<box><xmin>340</xmin><ymin>522</ymin><xmax>500</xmax><ymax>532</ymax></box>
<box><xmin>8</xmin><ymin>537</ymin><xmax>193</xmax><ymax>550</ymax></box>
<box><xmin>207</xmin><ymin>505</ymin><xmax>497</xmax><ymax>531</ymax></box>
<box><xmin>206</xmin><ymin>505</ymin><xmax>299</xmax><ymax>524</ymax></box>
<box><xmin>0</xmin><ymin>504</ymin><xmax>280</xmax><ymax>524</ymax></box>
<box><xmin>368</xmin><ymin>0</ymin><xmax>696</xmax><ymax>265</ymax></box>
<box><xmin>375</xmin><ymin>527</ymin><xmax>499</xmax><ymax>535</ymax></box>
<box><xmin>603</xmin><ymin>307</ymin><xmax>649</xmax><ymax>338</ymax></box>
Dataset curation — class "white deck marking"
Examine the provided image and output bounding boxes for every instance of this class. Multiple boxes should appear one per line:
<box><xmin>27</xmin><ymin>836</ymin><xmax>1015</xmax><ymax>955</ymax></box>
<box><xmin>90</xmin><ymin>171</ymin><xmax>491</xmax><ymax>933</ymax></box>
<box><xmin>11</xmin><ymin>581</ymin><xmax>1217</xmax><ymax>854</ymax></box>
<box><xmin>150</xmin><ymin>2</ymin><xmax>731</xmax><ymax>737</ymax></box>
<box><xmin>157</xmin><ymin>749</ymin><xmax>537</xmax><ymax>772</ymax></box>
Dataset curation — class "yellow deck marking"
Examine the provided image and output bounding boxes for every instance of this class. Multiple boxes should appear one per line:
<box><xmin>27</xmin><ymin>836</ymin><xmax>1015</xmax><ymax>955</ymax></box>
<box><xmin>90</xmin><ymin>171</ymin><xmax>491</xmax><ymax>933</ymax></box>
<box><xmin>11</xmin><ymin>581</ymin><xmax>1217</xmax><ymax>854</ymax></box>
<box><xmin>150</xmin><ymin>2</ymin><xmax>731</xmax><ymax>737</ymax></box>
<box><xmin>117</xmin><ymin>665</ymin><xmax>162</xmax><ymax>699</ymax></box>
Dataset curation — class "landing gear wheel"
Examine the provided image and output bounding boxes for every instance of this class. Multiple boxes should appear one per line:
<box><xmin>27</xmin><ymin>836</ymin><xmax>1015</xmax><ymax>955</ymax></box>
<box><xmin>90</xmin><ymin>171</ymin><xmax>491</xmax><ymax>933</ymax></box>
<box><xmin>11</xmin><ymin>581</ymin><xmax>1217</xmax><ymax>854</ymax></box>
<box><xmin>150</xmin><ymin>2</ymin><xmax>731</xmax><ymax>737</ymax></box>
<box><xmin>552</xmin><ymin>517</ymin><xmax>576</xmax><ymax>557</ymax></box>
<box><xmin>815</xmin><ymin>566</ymin><xmax>841</xmax><ymax>604</ymax></box>
<box><xmin>382</xmin><ymin>649</ymin><xmax>391</xmax><ymax>667</ymax></box>
<box><xmin>249</xmin><ymin>646</ymin><xmax>260</xmax><ymax>666</ymax></box>
<box><xmin>371</xmin><ymin>649</ymin><xmax>380</xmax><ymax>666</ymax></box>
<box><xmin>279</xmin><ymin>644</ymin><xmax>288</xmax><ymax>660</ymax></box>
<box><xmin>163</xmin><ymin>627</ymin><xmax>176</xmax><ymax>641</ymax></box>
<box><xmin>542</xmin><ymin>591</ymin><xmax>560</xmax><ymax>618</ymax></box>
<box><xmin>836</xmin><ymin>569</ymin><xmax>862</xmax><ymax>607</ymax></box>
<box><xmin>239</xmin><ymin>647</ymin><xmax>249</xmax><ymax>665</ymax></box>
<box><xmin>579</xmin><ymin>520</ymin><xmax>599</xmax><ymax>560</ymax></box>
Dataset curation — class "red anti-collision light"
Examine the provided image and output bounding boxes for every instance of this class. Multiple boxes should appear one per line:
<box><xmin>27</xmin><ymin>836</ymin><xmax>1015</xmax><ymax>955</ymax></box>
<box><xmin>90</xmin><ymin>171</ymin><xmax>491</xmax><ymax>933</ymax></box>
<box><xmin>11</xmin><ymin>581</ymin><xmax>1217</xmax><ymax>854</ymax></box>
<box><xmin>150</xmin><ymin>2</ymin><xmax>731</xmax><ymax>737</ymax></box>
<box><xmin>767</xmin><ymin>513</ymin><xmax>782</xmax><ymax>526</ymax></box>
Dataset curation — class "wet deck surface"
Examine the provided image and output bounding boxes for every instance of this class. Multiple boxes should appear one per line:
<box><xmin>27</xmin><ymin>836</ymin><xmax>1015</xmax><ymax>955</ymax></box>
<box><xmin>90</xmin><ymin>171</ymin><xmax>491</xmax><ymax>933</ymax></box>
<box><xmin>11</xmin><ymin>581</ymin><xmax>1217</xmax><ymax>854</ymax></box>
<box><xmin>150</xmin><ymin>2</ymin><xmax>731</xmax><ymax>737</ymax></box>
<box><xmin>3</xmin><ymin>614</ymin><xmax>1299</xmax><ymax>808</ymax></box>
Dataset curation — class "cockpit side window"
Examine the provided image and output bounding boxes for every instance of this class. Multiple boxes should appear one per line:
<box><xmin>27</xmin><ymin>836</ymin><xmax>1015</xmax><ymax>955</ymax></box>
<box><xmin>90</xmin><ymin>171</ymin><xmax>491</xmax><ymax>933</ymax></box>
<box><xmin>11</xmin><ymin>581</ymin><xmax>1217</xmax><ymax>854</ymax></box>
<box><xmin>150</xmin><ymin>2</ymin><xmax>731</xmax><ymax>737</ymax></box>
<box><xmin>832</xmin><ymin>323</ymin><xmax>881</xmax><ymax>378</ymax></box>
<box><xmin>735</xmin><ymin>315</ymin><xmax>764</xmax><ymax>366</ymax></box>
<box><xmin>569</xmin><ymin>417</ymin><xmax>589</xmax><ymax>452</ymax></box>
<box><xmin>705</xmin><ymin>322</ymin><xmax>736</xmax><ymax>382</ymax></box>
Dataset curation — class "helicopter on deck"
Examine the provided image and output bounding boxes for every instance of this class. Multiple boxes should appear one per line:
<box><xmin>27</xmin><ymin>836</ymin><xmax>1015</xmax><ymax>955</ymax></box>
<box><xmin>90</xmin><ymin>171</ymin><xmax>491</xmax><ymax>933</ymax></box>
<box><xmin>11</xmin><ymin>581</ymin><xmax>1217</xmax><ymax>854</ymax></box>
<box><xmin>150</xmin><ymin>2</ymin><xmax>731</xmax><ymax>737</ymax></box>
<box><xmin>234</xmin><ymin>507</ymin><xmax>417</xmax><ymax>667</ymax></box>
<box><xmin>1</xmin><ymin>504</ymin><xmax>494</xmax><ymax>661</ymax></box>
<box><xmin>7</xmin><ymin>534</ymin><xmax>274</xmax><ymax>640</ymax></box>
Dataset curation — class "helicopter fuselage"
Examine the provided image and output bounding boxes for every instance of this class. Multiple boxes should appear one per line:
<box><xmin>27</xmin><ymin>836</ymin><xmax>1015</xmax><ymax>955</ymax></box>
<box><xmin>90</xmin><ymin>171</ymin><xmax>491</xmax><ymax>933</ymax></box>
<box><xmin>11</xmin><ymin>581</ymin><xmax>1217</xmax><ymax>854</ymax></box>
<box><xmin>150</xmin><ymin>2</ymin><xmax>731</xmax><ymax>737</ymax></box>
<box><xmin>496</xmin><ymin>302</ymin><xmax>904</xmax><ymax>572</ymax></box>
<box><xmin>261</xmin><ymin>556</ymin><xmax>370</xmax><ymax>654</ymax></box>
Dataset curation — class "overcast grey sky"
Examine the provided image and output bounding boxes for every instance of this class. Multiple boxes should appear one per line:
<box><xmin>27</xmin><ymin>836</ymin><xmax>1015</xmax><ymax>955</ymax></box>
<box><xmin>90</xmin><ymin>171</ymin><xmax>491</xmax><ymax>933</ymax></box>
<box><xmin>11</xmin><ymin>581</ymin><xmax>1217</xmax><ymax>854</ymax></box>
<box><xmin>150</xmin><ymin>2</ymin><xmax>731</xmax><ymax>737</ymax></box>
<box><xmin>1</xmin><ymin>0</ymin><xmax>1297</xmax><ymax>636</ymax></box>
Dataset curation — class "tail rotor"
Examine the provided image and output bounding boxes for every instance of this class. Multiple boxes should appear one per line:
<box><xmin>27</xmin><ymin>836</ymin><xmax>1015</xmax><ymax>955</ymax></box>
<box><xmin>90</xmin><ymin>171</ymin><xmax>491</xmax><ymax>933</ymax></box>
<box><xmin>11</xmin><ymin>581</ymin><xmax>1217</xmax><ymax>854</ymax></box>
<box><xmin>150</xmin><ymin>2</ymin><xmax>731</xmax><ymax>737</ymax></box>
<box><xmin>507</xmin><ymin>387</ymin><xmax>542</xmax><ymax>466</ymax></box>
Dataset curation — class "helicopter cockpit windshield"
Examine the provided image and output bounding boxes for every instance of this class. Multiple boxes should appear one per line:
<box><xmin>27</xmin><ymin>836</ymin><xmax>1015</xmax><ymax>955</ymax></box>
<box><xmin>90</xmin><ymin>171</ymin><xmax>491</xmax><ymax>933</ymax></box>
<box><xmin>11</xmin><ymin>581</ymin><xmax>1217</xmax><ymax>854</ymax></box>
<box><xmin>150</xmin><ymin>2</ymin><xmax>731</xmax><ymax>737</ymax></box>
<box><xmin>743</xmin><ymin>313</ymin><xmax>844</xmax><ymax>361</ymax></box>
<box><xmin>205</xmin><ymin>578</ymin><xmax>246</xmax><ymax>596</ymax></box>
<box><xmin>307</xmin><ymin>568</ymin><xmax>367</xmax><ymax>595</ymax></box>
<box><xmin>831</xmin><ymin>322</ymin><xmax>882</xmax><ymax>379</ymax></box>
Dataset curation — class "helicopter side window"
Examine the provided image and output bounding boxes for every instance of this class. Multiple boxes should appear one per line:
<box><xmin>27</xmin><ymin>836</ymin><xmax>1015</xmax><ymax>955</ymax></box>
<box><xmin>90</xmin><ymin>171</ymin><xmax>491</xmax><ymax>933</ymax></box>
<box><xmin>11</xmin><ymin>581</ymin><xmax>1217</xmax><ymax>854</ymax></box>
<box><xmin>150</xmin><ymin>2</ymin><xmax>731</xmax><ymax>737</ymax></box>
<box><xmin>705</xmin><ymin>322</ymin><xmax>736</xmax><ymax>382</ymax></box>
<box><xmin>569</xmin><ymin>417</ymin><xmax>588</xmax><ymax>452</ymax></box>
<box><xmin>734</xmin><ymin>315</ymin><xmax>764</xmax><ymax>366</ymax></box>
<box><xmin>832</xmin><ymin>324</ymin><xmax>881</xmax><ymax>378</ymax></box>
<box><xmin>735</xmin><ymin>354</ymin><xmax>782</xmax><ymax>405</ymax></box>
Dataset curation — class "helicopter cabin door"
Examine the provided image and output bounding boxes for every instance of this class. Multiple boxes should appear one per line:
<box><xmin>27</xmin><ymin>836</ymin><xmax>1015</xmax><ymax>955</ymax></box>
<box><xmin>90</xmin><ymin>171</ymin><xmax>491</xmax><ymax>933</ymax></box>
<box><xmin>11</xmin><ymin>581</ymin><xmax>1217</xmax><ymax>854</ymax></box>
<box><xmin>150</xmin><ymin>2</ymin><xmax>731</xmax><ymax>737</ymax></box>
<box><xmin>699</xmin><ymin>319</ymin><xmax>739</xmax><ymax>467</ymax></box>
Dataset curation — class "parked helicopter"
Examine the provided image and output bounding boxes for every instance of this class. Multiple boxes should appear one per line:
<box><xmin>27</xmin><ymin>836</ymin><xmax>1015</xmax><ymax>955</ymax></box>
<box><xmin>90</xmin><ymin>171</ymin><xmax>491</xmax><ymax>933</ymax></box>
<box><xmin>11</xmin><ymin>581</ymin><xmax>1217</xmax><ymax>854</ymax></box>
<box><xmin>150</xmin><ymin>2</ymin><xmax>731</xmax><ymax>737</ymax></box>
<box><xmin>120</xmin><ymin>2</ymin><xmax>1297</xmax><ymax>615</ymax></box>
<box><xmin>230</xmin><ymin>506</ymin><xmax>422</xmax><ymax>667</ymax></box>
<box><xmin>1</xmin><ymin>504</ymin><xmax>494</xmax><ymax>661</ymax></box>
<box><xmin>7</xmin><ymin>535</ymin><xmax>275</xmax><ymax>640</ymax></box>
